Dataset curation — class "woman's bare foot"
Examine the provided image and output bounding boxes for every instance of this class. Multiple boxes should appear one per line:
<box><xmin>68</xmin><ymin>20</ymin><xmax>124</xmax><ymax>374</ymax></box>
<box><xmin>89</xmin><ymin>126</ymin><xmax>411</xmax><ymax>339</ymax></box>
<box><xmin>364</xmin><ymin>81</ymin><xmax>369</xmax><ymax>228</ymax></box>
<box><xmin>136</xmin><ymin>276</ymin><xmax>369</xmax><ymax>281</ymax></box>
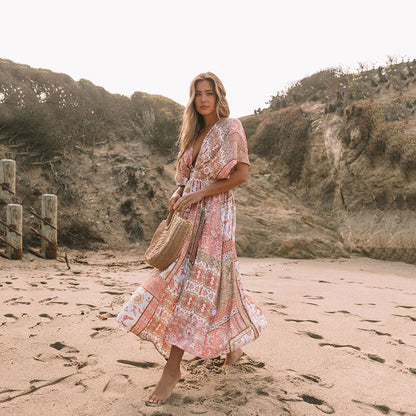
<box><xmin>147</xmin><ymin>365</ymin><xmax>181</xmax><ymax>404</ymax></box>
<box><xmin>224</xmin><ymin>348</ymin><xmax>244</xmax><ymax>365</ymax></box>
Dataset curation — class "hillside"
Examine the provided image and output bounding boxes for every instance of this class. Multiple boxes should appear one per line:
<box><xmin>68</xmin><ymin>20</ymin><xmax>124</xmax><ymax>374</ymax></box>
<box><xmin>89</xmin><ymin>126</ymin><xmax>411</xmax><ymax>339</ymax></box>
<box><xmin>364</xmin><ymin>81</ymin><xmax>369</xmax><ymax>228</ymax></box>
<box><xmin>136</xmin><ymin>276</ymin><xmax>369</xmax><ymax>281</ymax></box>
<box><xmin>242</xmin><ymin>62</ymin><xmax>416</xmax><ymax>264</ymax></box>
<box><xmin>0</xmin><ymin>58</ymin><xmax>182</xmax><ymax>251</ymax></box>
<box><xmin>1</xmin><ymin>59</ymin><xmax>416</xmax><ymax>264</ymax></box>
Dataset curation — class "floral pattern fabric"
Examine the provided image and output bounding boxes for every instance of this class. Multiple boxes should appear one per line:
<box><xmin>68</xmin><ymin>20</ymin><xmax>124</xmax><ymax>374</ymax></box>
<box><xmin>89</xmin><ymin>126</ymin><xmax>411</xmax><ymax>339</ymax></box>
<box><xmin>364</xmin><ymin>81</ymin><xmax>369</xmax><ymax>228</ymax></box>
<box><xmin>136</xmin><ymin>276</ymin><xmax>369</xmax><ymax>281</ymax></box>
<box><xmin>117</xmin><ymin>118</ymin><xmax>267</xmax><ymax>358</ymax></box>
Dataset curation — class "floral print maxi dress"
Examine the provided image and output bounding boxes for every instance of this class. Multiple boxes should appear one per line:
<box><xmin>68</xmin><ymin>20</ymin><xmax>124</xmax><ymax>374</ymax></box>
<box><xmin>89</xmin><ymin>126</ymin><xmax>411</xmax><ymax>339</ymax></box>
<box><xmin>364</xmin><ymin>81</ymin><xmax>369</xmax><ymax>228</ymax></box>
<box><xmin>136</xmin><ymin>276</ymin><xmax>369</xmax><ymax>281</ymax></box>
<box><xmin>117</xmin><ymin>118</ymin><xmax>267</xmax><ymax>359</ymax></box>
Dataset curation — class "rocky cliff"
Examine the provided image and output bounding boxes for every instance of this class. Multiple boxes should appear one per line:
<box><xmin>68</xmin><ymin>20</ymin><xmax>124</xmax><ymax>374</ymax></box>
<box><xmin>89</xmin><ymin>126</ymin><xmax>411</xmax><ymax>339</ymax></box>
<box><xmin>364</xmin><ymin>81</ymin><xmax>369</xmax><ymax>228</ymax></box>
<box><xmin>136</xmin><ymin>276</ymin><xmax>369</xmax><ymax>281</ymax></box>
<box><xmin>241</xmin><ymin>63</ymin><xmax>416</xmax><ymax>263</ymax></box>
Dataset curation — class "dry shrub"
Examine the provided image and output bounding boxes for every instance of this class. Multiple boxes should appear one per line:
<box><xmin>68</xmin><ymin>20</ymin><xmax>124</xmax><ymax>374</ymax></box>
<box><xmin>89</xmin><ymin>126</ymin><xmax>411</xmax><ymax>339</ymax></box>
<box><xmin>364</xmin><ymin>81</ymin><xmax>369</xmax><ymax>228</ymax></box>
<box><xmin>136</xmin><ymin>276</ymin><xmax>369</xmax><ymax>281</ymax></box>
<box><xmin>240</xmin><ymin>114</ymin><xmax>264</xmax><ymax>140</ymax></box>
<box><xmin>384</xmin><ymin>97</ymin><xmax>411</xmax><ymax>122</ymax></box>
<box><xmin>407</xmin><ymin>192</ymin><xmax>416</xmax><ymax>210</ymax></box>
<box><xmin>123</xmin><ymin>215</ymin><xmax>144</xmax><ymax>241</ymax></box>
<box><xmin>59</xmin><ymin>217</ymin><xmax>105</xmax><ymax>248</ymax></box>
<box><xmin>267</xmin><ymin>61</ymin><xmax>416</xmax><ymax>115</ymax></box>
<box><xmin>130</xmin><ymin>92</ymin><xmax>182</xmax><ymax>154</ymax></box>
<box><xmin>249</xmin><ymin>106</ymin><xmax>310</xmax><ymax>183</ymax></box>
<box><xmin>386</xmin><ymin>142</ymin><xmax>403</xmax><ymax>162</ymax></box>
<box><xmin>400</xmin><ymin>151</ymin><xmax>416</xmax><ymax>174</ymax></box>
<box><xmin>343</xmin><ymin>100</ymin><xmax>380</xmax><ymax>146</ymax></box>
<box><xmin>367</xmin><ymin>121</ymin><xmax>406</xmax><ymax>158</ymax></box>
<box><xmin>343</xmin><ymin>101</ymin><xmax>414</xmax><ymax>169</ymax></box>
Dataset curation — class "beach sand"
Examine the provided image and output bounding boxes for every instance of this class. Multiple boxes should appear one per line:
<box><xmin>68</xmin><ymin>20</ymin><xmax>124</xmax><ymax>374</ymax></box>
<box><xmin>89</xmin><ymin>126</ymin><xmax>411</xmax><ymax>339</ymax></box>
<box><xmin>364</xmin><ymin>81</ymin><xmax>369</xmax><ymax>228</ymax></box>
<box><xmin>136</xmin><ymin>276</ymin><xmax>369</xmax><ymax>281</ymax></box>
<box><xmin>1</xmin><ymin>251</ymin><xmax>415</xmax><ymax>416</ymax></box>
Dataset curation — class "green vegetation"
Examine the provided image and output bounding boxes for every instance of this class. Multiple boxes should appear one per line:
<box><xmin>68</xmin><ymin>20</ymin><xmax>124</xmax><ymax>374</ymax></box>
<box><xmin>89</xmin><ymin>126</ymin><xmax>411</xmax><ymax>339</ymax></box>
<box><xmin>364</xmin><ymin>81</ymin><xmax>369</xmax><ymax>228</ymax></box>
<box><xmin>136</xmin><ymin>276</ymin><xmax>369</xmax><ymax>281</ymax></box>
<box><xmin>343</xmin><ymin>99</ymin><xmax>416</xmax><ymax>174</ymax></box>
<box><xmin>0</xmin><ymin>59</ymin><xmax>182</xmax><ymax>157</ymax></box>
<box><xmin>267</xmin><ymin>61</ymin><xmax>416</xmax><ymax>113</ymax></box>
<box><xmin>130</xmin><ymin>92</ymin><xmax>182</xmax><ymax>155</ymax></box>
<box><xmin>249</xmin><ymin>106</ymin><xmax>310</xmax><ymax>183</ymax></box>
<box><xmin>240</xmin><ymin>114</ymin><xmax>265</xmax><ymax>140</ymax></box>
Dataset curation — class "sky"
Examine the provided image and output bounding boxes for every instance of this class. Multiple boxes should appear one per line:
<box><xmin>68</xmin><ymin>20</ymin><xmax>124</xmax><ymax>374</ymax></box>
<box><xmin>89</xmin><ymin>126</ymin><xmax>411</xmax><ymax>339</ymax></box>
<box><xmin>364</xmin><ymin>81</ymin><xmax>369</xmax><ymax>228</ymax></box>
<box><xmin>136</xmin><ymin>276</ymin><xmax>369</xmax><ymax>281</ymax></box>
<box><xmin>1</xmin><ymin>0</ymin><xmax>416</xmax><ymax>117</ymax></box>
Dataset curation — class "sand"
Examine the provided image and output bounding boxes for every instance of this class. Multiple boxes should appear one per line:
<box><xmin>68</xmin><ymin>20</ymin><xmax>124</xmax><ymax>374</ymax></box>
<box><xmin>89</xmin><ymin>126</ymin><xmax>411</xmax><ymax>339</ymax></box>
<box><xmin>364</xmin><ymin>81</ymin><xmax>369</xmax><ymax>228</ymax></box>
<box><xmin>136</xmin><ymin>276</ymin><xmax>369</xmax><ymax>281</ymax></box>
<box><xmin>1</xmin><ymin>250</ymin><xmax>415</xmax><ymax>416</ymax></box>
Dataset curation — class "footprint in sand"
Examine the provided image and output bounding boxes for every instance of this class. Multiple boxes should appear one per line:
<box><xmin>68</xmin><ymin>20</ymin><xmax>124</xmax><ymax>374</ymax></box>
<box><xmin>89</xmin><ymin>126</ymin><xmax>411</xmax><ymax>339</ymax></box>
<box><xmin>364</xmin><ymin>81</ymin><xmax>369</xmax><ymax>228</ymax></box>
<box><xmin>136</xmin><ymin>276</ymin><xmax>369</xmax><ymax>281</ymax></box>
<box><xmin>302</xmin><ymin>302</ymin><xmax>319</xmax><ymax>306</ymax></box>
<box><xmin>76</xmin><ymin>303</ymin><xmax>98</xmax><ymax>309</ymax></box>
<box><xmin>351</xmin><ymin>399</ymin><xmax>415</xmax><ymax>416</ymax></box>
<box><xmin>97</xmin><ymin>311</ymin><xmax>117</xmax><ymax>319</ymax></box>
<box><xmin>100</xmin><ymin>290</ymin><xmax>125</xmax><ymax>296</ymax></box>
<box><xmin>50</xmin><ymin>342</ymin><xmax>80</xmax><ymax>353</ymax></box>
<box><xmin>90</xmin><ymin>327</ymin><xmax>116</xmax><ymax>339</ymax></box>
<box><xmin>102</xmin><ymin>374</ymin><xmax>131</xmax><ymax>396</ymax></box>
<box><xmin>358</xmin><ymin>328</ymin><xmax>391</xmax><ymax>337</ymax></box>
<box><xmin>299</xmin><ymin>394</ymin><xmax>335</xmax><ymax>414</ymax></box>
<box><xmin>33</xmin><ymin>352</ymin><xmax>63</xmax><ymax>362</ymax></box>
<box><xmin>39</xmin><ymin>297</ymin><xmax>57</xmax><ymax>303</ymax></box>
<box><xmin>265</xmin><ymin>302</ymin><xmax>287</xmax><ymax>309</ymax></box>
<box><xmin>299</xmin><ymin>331</ymin><xmax>324</xmax><ymax>340</ymax></box>
<box><xmin>285</xmin><ymin>319</ymin><xmax>319</xmax><ymax>324</ymax></box>
<box><xmin>266</xmin><ymin>302</ymin><xmax>289</xmax><ymax>315</ymax></box>
<box><xmin>366</xmin><ymin>353</ymin><xmax>385</xmax><ymax>363</ymax></box>
<box><xmin>178</xmin><ymin>360</ymin><xmax>284</xmax><ymax>415</ymax></box>
<box><xmin>4</xmin><ymin>297</ymin><xmax>23</xmax><ymax>303</ymax></box>
<box><xmin>3</xmin><ymin>313</ymin><xmax>19</xmax><ymax>323</ymax></box>
<box><xmin>319</xmin><ymin>343</ymin><xmax>361</xmax><ymax>351</ymax></box>
<box><xmin>325</xmin><ymin>310</ymin><xmax>352</xmax><ymax>315</ymax></box>
<box><xmin>73</xmin><ymin>379</ymin><xmax>88</xmax><ymax>393</ymax></box>
<box><xmin>299</xmin><ymin>373</ymin><xmax>334</xmax><ymax>389</ymax></box>
<box><xmin>303</xmin><ymin>295</ymin><xmax>324</xmax><ymax>300</ymax></box>
<box><xmin>39</xmin><ymin>313</ymin><xmax>53</xmax><ymax>322</ymax></box>
<box><xmin>392</xmin><ymin>314</ymin><xmax>416</xmax><ymax>322</ymax></box>
<box><xmin>270</xmin><ymin>309</ymin><xmax>289</xmax><ymax>316</ymax></box>
<box><xmin>117</xmin><ymin>359</ymin><xmax>158</xmax><ymax>368</ymax></box>
<box><xmin>360</xmin><ymin>319</ymin><xmax>381</xmax><ymax>323</ymax></box>
<box><xmin>47</xmin><ymin>301</ymin><xmax>69</xmax><ymax>305</ymax></box>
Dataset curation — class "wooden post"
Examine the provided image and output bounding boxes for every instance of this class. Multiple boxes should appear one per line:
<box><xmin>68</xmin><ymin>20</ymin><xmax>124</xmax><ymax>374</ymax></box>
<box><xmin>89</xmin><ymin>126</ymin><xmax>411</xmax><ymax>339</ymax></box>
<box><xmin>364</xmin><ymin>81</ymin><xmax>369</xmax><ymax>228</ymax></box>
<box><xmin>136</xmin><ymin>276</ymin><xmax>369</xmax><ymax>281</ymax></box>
<box><xmin>6</xmin><ymin>204</ymin><xmax>22</xmax><ymax>260</ymax></box>
<box><xmin>41</xmin><ymin>194</ymin><xmax>58</xmax><ymax>259</ymax></box>
<box><xmin>0</xmin><ymin>159</ymin><xmax>16</xmax><ymax>202</ymax></box>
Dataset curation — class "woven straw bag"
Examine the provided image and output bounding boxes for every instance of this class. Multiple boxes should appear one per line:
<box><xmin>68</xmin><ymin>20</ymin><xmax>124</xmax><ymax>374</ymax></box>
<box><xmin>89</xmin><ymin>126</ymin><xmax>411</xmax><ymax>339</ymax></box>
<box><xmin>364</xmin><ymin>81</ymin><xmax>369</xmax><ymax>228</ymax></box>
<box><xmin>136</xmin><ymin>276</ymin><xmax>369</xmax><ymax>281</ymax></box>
<box><xmin>145</xmin><ymin>211</ymin><xmax>192</xmax><ymax>270</ymax></box>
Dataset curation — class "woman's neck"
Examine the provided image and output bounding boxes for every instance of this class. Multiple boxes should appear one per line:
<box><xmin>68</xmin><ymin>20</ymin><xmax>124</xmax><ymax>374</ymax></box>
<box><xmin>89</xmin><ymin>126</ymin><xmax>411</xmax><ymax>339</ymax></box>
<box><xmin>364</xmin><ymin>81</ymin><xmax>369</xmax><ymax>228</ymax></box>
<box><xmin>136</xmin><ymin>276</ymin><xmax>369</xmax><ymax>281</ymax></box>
<box><xmin>201</xmin><ymin>115</ymin><xmax>219</xmax><ymax>131</ymax></box>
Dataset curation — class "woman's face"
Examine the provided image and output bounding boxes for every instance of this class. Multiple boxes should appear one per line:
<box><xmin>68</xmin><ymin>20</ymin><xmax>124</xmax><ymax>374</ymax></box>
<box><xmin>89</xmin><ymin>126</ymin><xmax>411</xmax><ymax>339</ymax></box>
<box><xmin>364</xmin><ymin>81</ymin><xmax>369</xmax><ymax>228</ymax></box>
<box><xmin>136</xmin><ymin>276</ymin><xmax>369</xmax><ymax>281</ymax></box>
<box><xmin>194</xmin><ymin>80</ymin><xmax>217</xmax><ymax>117</ymax></box>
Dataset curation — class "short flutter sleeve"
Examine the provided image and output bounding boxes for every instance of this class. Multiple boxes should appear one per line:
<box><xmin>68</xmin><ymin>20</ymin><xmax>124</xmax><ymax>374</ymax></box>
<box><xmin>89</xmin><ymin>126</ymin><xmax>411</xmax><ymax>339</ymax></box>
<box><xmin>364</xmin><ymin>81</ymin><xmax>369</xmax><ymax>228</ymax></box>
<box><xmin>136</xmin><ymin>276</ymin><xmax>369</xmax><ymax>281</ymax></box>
<box><xmin>175</xmin><ymin>169</ymin><xmax>187</xmax><ymax>186</ymax></box>
<box><xmin>212</xmin><ymin>118</ymin><xmax>250</xmax><ymax>180</ymax></box>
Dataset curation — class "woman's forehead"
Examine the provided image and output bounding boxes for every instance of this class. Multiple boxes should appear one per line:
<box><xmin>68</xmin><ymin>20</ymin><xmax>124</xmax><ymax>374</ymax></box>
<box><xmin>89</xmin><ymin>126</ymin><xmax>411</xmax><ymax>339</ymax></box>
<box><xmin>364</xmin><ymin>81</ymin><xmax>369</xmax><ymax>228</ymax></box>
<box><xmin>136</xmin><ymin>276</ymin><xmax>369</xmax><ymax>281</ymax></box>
<box><xmin>195</xmin><ymin>79</ymin><xmax>214</xmax><ymax>91</ymax></box>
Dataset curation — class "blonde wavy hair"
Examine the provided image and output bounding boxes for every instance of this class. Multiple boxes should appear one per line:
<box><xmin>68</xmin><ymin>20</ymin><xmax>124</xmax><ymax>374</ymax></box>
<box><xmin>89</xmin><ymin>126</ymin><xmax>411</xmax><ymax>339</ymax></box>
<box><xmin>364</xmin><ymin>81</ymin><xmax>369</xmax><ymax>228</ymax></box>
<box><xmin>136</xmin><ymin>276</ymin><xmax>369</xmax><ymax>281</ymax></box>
<box><xmin>176</xmin><ymin>72</ymin><xmax>230</xmax><ymax>170</ymax></box>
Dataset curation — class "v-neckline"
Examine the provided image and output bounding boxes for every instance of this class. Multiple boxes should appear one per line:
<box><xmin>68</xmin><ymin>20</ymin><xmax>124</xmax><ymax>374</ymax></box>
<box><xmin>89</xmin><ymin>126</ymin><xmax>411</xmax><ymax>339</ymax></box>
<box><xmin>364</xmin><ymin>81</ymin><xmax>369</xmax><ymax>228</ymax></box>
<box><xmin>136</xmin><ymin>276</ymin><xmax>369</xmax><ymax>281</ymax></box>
<box><xmin>191</xmin><ymin>120</ymin><xmax>219</xmax><ymax>167</ymax></box>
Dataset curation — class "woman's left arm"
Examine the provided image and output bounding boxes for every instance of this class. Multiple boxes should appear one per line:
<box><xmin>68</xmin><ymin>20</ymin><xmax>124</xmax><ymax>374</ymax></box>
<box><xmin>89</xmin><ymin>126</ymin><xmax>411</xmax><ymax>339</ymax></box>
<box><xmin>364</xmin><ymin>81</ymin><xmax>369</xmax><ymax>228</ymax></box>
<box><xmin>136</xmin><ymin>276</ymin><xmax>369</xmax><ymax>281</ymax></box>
<box><xmin>173</xmin><ymin>162</ymin><xmax>248</xmax><ymax>211</ymax></box>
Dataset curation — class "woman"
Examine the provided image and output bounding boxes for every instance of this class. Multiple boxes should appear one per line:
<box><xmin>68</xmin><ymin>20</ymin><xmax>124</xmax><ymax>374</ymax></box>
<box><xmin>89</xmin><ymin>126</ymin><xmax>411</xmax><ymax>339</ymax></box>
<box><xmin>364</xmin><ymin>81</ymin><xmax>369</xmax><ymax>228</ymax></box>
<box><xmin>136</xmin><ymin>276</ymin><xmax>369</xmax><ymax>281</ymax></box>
<box><xmin>117</xmin><ymin>72</ymin><xmax>267</xmax><ymax>404</ymax></box>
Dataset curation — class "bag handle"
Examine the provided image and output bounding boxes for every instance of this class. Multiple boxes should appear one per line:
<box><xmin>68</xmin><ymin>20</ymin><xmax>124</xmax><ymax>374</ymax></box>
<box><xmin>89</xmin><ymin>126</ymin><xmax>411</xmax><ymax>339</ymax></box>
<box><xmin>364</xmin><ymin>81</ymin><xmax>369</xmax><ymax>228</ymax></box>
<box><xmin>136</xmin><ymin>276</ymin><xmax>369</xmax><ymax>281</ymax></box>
<box><xmin>166</xmin><ymin>210</ymin><xmax>185</xmax><ymax>226</ymax></box>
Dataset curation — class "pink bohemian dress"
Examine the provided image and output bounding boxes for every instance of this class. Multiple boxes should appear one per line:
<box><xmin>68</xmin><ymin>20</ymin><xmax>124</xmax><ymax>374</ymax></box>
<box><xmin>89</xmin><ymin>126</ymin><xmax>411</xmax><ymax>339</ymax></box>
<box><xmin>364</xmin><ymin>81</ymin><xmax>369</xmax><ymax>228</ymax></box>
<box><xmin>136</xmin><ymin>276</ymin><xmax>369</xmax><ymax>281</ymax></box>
<box><xmin>117</xmin><ymin>117</ymin><xmax>267</xmax><ymax>358</ymax></box>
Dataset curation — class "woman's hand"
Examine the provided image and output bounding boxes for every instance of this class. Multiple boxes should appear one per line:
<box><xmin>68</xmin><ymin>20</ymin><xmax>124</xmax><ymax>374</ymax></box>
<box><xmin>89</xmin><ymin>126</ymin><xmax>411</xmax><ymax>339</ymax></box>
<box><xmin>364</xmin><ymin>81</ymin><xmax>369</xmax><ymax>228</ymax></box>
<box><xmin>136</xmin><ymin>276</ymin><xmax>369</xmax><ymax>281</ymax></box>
<box><xmin>169</xmin><ymin>189</ymin><xmax>183</xmax><ymax>213</ymax></box>
<box><xmin>173</xmin><ymin>190</ymin><xmax>204</xmax><ymax>212</ymax></box>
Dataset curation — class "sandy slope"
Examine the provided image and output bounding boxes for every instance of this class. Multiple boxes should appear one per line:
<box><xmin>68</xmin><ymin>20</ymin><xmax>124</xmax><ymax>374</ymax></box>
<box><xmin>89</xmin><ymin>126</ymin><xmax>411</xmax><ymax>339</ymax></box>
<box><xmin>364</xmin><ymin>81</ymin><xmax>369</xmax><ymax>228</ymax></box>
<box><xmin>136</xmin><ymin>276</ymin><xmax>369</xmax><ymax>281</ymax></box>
<box><xmin>1</xmin><ymin>251</ymin><xmax>415</xmax><ymax>416</ymax></box>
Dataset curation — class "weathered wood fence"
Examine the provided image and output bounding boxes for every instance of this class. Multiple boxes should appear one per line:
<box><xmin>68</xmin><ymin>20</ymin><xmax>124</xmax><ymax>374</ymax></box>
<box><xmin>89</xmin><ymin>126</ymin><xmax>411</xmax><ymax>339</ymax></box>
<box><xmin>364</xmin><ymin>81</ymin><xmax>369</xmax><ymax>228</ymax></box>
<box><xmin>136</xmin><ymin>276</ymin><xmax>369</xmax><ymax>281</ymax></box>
<box><xmin>31</xmin><ymin>194</ymin><xmax>58</xmax><ymax>259</ymax></box>
<box><xmin>0</xmin><ymin>159</ymin><xmax>58</xmax><ymax>260</ymax></box>
<box><xmin>0</xmin><ymin>159</ymin><xmax>16</xmax><ymax>202</ymax></box>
